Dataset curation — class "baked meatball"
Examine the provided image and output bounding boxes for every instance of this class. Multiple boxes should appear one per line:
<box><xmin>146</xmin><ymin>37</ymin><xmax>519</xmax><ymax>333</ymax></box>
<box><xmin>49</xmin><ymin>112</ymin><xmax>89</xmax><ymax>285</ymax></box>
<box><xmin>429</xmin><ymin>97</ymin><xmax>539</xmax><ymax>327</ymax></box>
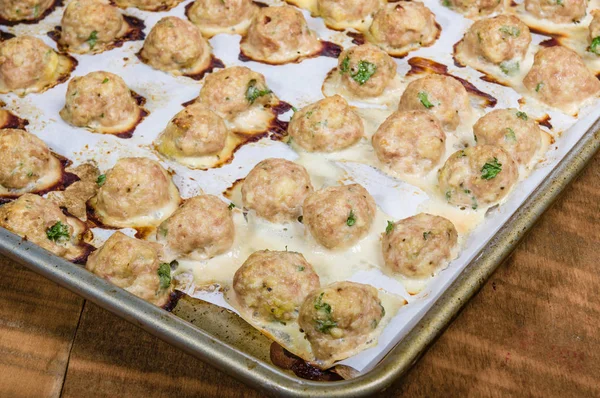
<box><xmin>233</xmin><ymin>250</ymin><xmax>320</xmax><ymax>322</ymax></box>
<box><xmin>438</xmin><ymin>145</ymin><xmax>519</xmax><ymax>209</ymax></box>
<box><xmin>382</xmin><ymin>213</ymin><xmax>458</xmax><ymax>279</ymax></box>
<box><xmin>443</xmin><ymin>0</ymin><xmax>502</xmax><ymax>17</ymax></box>
<box><xmin>462</xmin><ymin>15</ymin><xmax>531</xmax><ymax>65</ymax></box>
<box><xmin>523</xmin><ymin>46</ymin><xmax>600</xmax><ymax>111</ymax></box>
<box><xmin>140</xmin><ymin>16</ymin><xmax>211</xmax><ymax>76</ymax></box>
<box><xmin>197</xmin><ymin>66</ymin><xmax>273</xmax><ymax>119</ymax></box>
<box><xmin>155</xmin><ymin>103</ymin><xmax>228</xmax><ymax>160</ymax></box>
<box><xmin>0</xmin><ymin>129</ymin><xmax>55</xmax><ymax>191</ymax></box>
<box><xmin>0</xmin><ymin>194</ymin><xmax>88</xmax><ymax>261</ymax></box>
<box><xmin>89</xmin><ymin>157</ymin><xmax>181</xmax><ymax>228</ymax></box>
<box><xmin>590</xmin><ymin>10</ymin><xmax>600</xmax><ymax>48</ymax></box>
<box><xmin>473</xmin><ymin>109</ymin><xmax>542</xmax><ymax>166</ymax></box>
<box><xmin>0</xmin><ymin>0</ymin><xmax>54</xmax><ymax>22</ymax></box>
<box><xmin>369</xmin><ymin>2</ymin><xmax>440</xmax><ymax>52</ymax></box>
<box><xmin>112</xmin><ymin>0</ymin><xmax>182</xmax><ymax>12</ymax></box>
<box><xmin>524</xmin><ymin>0</ymin><xmax>587</xmax><ymax>23</ymax></box>
<box><xmin>157</xmin><ymin>195</ymin><xmax>234</xmax><ymax>260</ymax></box>
<box><xmin>242</xmin><ymin>158</ymin><xmax>313</xmax><ymax>223</ymax></box>
<box><xmin>303</xmin><ymin>184</ymin><xmax>376</xmax><ymax>249</ymax></box>
<box><xmin>60</xmin><ymin>71</ymin><xmax>142</xmax><ymax>134</ymax></box>
<box><xmin>337</xmin><ymin>44</ymin><xmax>397</xmax><ymax>98</ymax></box>
<box><xmin>288</xmin><ymin>95</ymin><xmax>364</xmax><ymax>152</ymax></box>
<box><xmin>86</xmin><ymin>232</ymin><xmax>172</xmax><ymax>307</ymax></box>
<box><xmin>0</xmin><ymin>36</ymin><xmax>59</xmax><ymax>93</ymax></box>
<box><xmin>240</xmin><ymin>6</ymin><xmax>321</xmax><ymax>64</ymax></box>
<box><xmin>317</xmin><ymin>0</ymin><xmax>379</xmax><ymax>27</ymax></box>
<box><xmin>60</xmin><ymin>0</ymin><xmax>127</xmax><ymax>53</ymax></box>
<box><xmin>187</xmin><ymin>0</ymin><xmax>257</xmax><ymax>36</ymax></box>
<box><xmin>298</xmin><ymin>281</ymin><xmax>384</xmax><ymax>361</ymax></box>
<box><xmin>398</xmin><ymin>74</ymin><xmax>470</xmax><ymax>131</ymax></box>
<box><xmin>372</xmin><ymin>110</ymin><xmax>446</xmax><ymax>175</ymax></box>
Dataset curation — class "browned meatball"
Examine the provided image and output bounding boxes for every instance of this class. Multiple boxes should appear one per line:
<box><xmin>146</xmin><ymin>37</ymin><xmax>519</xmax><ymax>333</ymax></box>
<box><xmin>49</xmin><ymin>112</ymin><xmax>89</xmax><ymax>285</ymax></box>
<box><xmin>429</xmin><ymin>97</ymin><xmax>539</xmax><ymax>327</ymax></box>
<box><xmin>60</xmin><ymin>0</ymin><xmax>127</xmax><ymax>53</ymax></box>
<box><xmin>240</xmin><ymin>6</ymin><xmax>321</xmax><ymax>64</ymax></box>
<box><xmin>140</xmin><ymin>16</ymin><xmax>211</xmax><ymax>76</ymax></box>
<box><xmin>60</xmin><ymin>71</ymin><xmax>142</xmax><ymax>134</ymax></box>
<box><xmin>298</xmin><ymin>281</ymin><xmax>384</xmax><ymax>361</ymax></box>
<box><xmin>473</xmin><ymin>109</ymin><xmax>542</xmax><ymax>166</ymax></box>
<box><xmin>525</xmin><ymin>0</ymin><xmax>587</xmax><ymax>23</ymax></box>
<box><xmin>187</xmin><ymin>0</ymin><xmax>258</xmax><ymax>36</ymax></box>
<box><xmin>317</xmin><ymin>0</ymin><xmax>379</xmax><ymax>27</ymax></box>
<box><xmin>382</xmin><ymin>213</ymin><xmax>458</xmax><ymax>278</ymax></box>
<box><xmin>89</xmin><ymin>157</ymin><xmax>181</xmax><ymax>228</ymax></box>
<box><xmin>398</xmin><ymin>74</ymin><xmax>470</xmax><ymax>131</ymax></box>
<box><xmin>462</xmin><ymin>15</ymin><xmax>531</xmax><ymax>65</ymax></box>
<box><xmin>523</xmin><ymin>46</ymin><xmax>600</xmax><ymax>111</ymax></box>
<box><xmin>372</xmin><ymin>110</ymin><xmax>446</xmax><ymax>175</ymax></box>
<box><xmin>288</xmin><ymin>95</ymin><xmax>364</xmax><ymax>152</ymax></box>
<box><xmin>233</xmin><ymin>250</ymin><xmax>320</xmax><ymax>322</ymax></box>
<box><xmin>337</xmin><ymin>44</ymin><xmax>397</xmax><ymax>98</ymax></box>
<box><xmin>443</xmin><ymin>0</ymin><xmax>502</xmax><ymax>17</ymax></box>
<box><xmin>438</xmin><ymin>145</ymin><xmax>519</xmax><ymax>209</ymax></box>
<box><xmin>369</xmin><ymin>2</ymin><xmax>440</xmax><ymax>52</ymax></box>
<box><xmin>242</xmin><ymin>158</ymin><xmax>313</xmax><ymax>223</ymax></box>
<box><xmin>157</xmin><ymin>195</ymin><xmax>234</xmax><ymax>259</ymax></box>
<box><xmin>303</xmin><ymin>184</ymin><xmax>376</xmax><ymax>249</ymax></box>
<box><xmin>86</xmin><ymin>232</ymin><xmax>172</xmax><ymax>306</ymax></box>
<box><xmin>112</xmin><ymin>0</ymin><xmax>182</xmax><ymax>12</ymax></box>
<box><xmin>0</xmin><ymin>0</ymin><xmax>54</xmax><ymax>22</ymax></box>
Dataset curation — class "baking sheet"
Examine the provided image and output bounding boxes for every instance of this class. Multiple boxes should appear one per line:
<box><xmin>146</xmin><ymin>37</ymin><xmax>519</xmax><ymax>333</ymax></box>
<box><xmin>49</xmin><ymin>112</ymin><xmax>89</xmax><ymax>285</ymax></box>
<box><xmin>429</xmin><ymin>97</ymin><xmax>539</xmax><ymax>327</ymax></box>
<box><xmin>2</xmin><ymin>0</ymin><xmax>599</xmax><ymax>374</ymax></box>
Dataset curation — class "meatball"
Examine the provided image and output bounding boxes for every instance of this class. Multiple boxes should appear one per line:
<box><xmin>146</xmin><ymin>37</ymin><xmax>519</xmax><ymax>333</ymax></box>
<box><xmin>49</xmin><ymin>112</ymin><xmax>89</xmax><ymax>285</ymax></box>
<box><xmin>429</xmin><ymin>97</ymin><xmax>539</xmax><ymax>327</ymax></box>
<box><xmin>303</xmin><ymin>184</ymin><xmax>376</xmax><ymax>249</ymax></box>
<box><xmin>473</xmin><ymin>109</ymin><xmax>542</xmax><ymax>166</ymax></box>
<box><xmin>338</xmin><ymin>44</ymin><xmax>397</xmax><ymax>98</ymax></box>
<box><xmin>0</xmin><ymin>129</ymin><xmax>53</xmax><ymax>190</ymax></box>
<box><xmin>60</xmin><ymin>71</ymin><xmax>141</xmax><ymax>134</ymax></box>
<box><xmin>523</xmin><ymin>46</ymin><xmax>600</xmax><ymax>111</ymax></box>
<box><xmin>187</xmin><ymin>0</ymin><xmax>257</xmax><ymax>34</ymax></box>
<box><xmin>398</xmin><ymin>74</ymin><xmax>470</xmax><ymax>131</ymax></box>
<box><xmin>462</xmin><ymin>15</ymin><xmax>531</xmax><ymax>65</ymax></box>
<box><xmin>369</xmin><ymin>2</ymin><xmax>440</xmax><ymax>51</ymax></box>
<box><xmin>0</xmin><ymin>36</ymin><xmax>59</xmax><ymax>93</ymax></box>
<box><xmin>524</xmin><ymin>0</ymin><xmax>587</xmax><ymax>23</ymax></box>
<box><xmin>298</xmin><ymin>281</ymin><xmax>384</xmax><ymax>361</ymax></box>
<box><xmin>382</xmin><ymin>213</ymin><xmax>458</xmax><ymax>279</ymax></box>
<box><xmin>156</xmin><ymin>104</ymin><xmax>228</xmax><ymax>159</ymax></box>
<box><xmin>140</xmin><ymin>16</ymin><xmax>211</xmax><ymax>75</ymax></box>
<box><xmin>242</xmin><ymin>158</ymin><xmax>313</xmax><ymax>223</ymax></box>
<box><xmin>240</xmin><ymin>6</ymin><xmax>321</xmax><ymax>64</ymax></box>
<box><xmin>157</xmin><ymin>195</ymin><xmax>234</xmax><ymax>259</ymax></box>
<box><xmin>60</xmin><ymin>0</ymin><xmax>126</xmax><ymax>52</ymax></box>
<box><xmin>288</xmin><ymin>95</ymin><xmax>364</xmax><ymax>152</ymax></box>
<box><xmin>438</xmin><ymin>145</ymin><xmax>519</xmax><ymax>209</ymax></box>
<box><xmin>317</xmin><ymin>0</ymin><xmax>379</xmax><ymax>26</ymax></box>
<box><xmin>197</xmin><ymin>66</ymin><xmax>273</xmax><ymax>119</ymax></box>
<box><xmin>443</xmin><ymin>0</ymin><xmax>502</xmax><ymax>17</ymax></box>
<box><xmin>112</xmin><ymin>0</ymin><xmax>181</xmax><ymax>12</ymax></box>
<box><xmin>0</xmin><ymin>194</ymin><xmax>87</xmax><ymax>261</ymax></box>
<box><xmin>590</xmin><ymin>10</ymin><xmax>600</xmax><ymax>46</ymax></box>
<box><xmin>0</xmin><ymin>0</ymin><xmax>54</xmax><ymax>22</ymax></box>
<box><xmin>89</xmin><ymin>157</ymin><xmax>181</xmax><ymax>228</ymax></box>
<box><xmin>233</xmin><ymin>250</ymin><xmax>320</xmax><ymax>322</ymax></box>
<box><xmin>86</xmin><ymin>232</ymin><xmax>172</xmax><ymax>306</ymax></box>
<box><xmin>372</xmin><ymin>110</ymin><xmax>446</xmax><ymax>175</ymax></box>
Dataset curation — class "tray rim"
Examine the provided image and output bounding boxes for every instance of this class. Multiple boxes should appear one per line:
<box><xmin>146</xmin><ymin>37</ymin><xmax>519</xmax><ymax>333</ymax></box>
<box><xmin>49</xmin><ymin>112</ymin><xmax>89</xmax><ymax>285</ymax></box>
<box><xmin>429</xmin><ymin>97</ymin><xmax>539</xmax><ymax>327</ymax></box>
<box><xmin>1</xmin><ymin>117</ymin><xmax>598</xmax><ymax>397</ymax></box>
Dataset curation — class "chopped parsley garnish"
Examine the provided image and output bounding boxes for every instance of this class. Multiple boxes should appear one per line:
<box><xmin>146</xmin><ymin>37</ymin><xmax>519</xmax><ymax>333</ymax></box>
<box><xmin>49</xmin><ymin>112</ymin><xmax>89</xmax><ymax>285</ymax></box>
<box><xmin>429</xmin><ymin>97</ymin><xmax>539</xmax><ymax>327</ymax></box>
<box><xmin>96</xmin><ymin>174</ymin><xmax>106</xmax><ymax>186</ymax></box>
<box><xmin>46</xmin><ymin>221</ymin><xmax>70</xmax><ymax>242</ymax></box>
<box><xmin>291</xmin><ymin>105</ymin><xmax>298</xmax><ymax>112</ymax></box>
<box><xmin>555</xmin><ymin>0</ymin><xmax>563</xmax><ymax>5</ymax></box>
<box><xmin>346</xmin><ymin>209</ymin><xmax>356</xmax><ymax>227</ymax></box>
<box><xmin>158</xmin><ymin>262</ymin><xmax>172</xmax><ymax>290</ymax></box>
<box><xmin>339</xmin><ymin>56</ymin><xmax>350</xmax><ymax>74</ymax></box>
<box><xmin>385</xmin><ymin>220</ymin><xmax>394</xmax><ymax>235</ymax></box>
<box><xmin>457</xmin><ymin>150</ymin><xmax>467</xmax><ymax>158</ymax></box>
<box><xmin>158</xmin><ymin>225</ymin><xmax>168</xmax><ymax>237</ymax></box>
<box><xmin>351</xmin><ymin>61</ymin><xmax>377</xmax><ymax>85</ymax></box>
<box><xmin>505</xmin><ymin>128</ymin><xmax>517</xmax><ymax>142</ymax></box>
<box><xmin>33</xmin><ymin>4</ymin><xmax>40</xmax><ymax>18</ymax></box>
<box><xmin>102</xmin><ymin>78</ymin><xmax>109</xmax><ymax>84</ymax></box>
<box><xmin>499</xmin><ymin>26</ymin><xmax>520</xmax><ymax>37</ymax></box>
<box><xmin>228</xmin><ymin>202</ymin><xmax>235</xmax><ymax>210</ymax></box>
<box><xmin>418</xmin><ymin>91</ymin><xmax>434</xmax><ymax>109</ymax></box>
<box><xmin>481</xmin><ymin>157</ymin><xmax>502</xmax><ymax>180</ymax></box>
<box><xmin>590</xmin><ymin>37</ymin><xmax>600</xmax><ymax>55</ymax></box>
<box><xmin>87</xmin><ymin>30</ymin><xmax>98</xmax><ymax>49</ymax></box>
<box><xmin>442</xmin><ymin>0</ymin><xmax>451</xmax><ymax>7</ymax></box>
<box><xmin>499</xmin><ymin>60</ymin><xmax>519</xmax><ymax>76</ymax></box>
<box><xmin>315</xmin><ymin>319</ymin><xmax>338</xmax><ymax>333</ymax></box>
<box><xmin>245</xmin><ymin>79</ymin><xmax>271</xmax><ymax>104</ymax></box>
<box><xmin>297</xmin><ymin>266</ymin><xmax>305</xmax><ymax>272</ymax></box>
<box><xmin>445</xmin><ymin>190</ymin><xmax>452</xmax><ymax>201</ymax></box>
<box><xmin>314</xmin><ymin>292</ymin><xmax>332</xmax><ymax>313</ymax></box>
<box><xmin>474</xmin><ymin>134</ymin><xmax>478</xmax><ymax>143</ymax></box>
<box><xmin>516</xmin><ymin>111</ymin><xmax>528</xmax><ymax>120</ymax></box>
<box><xmin>314</xmin><ymin>293</ymin><xmax>337</xmax><ymax>333</ymax></box>
<box><xmin>535</xmin><ymin>82</ymin><xmax>544</xmax><ymax>92</ymax></box>
<box><xmin>423</xmin><ymin>231</ymin><xmax>432</xmax><ymax>240</ymax></box>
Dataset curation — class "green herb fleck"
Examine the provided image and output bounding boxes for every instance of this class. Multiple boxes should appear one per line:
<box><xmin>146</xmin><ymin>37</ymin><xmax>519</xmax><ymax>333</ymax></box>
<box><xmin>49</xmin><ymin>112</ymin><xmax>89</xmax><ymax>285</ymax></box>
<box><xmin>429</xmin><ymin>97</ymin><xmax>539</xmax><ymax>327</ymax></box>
<box><xmin>381</xmin><ymin>305</ymin><xmax>386</xmax><ymax>317</ymax></box>
<box><xmin>445</xmin><ymin>190</ymin><xmax>452</xmax><ymax>202</ymax></box>
<box><xmin>315</xmin><ymin>319</ymin><xmax>338</xmax><ymax>333</ymax></box>
<box><xmin>46</xmin><ymin>221</ymin><xmax>70</xmax><ymax>242</ymax></box>
<box><xmin>245</xmin><ymin>79</ymin><xmax>272</xmax><ymax>104</ymax></box>
<box><xmin>305</xmin><ymin>110</ymin><xmax>314</xmax><ymax>119</ymax></box>
<box><xmin>228</xmin><ymin>202</ymin><xmax>235</xmax><ymax>210</ymax></box>
<box><xmin>297</xmin><ymin>266</ymin><xmax>305</xmax><ymax>272</ymax></box>
<box><xmin>556</xmin><ymin>0</ymin><xmax>563</xmax><ymax>5</ymax></box>
<box><xmin>443</xmin><ymin>0</ymin><xmax>451</xmax><ymax>7</ymax></box>
<box><xmin>346</xmin><ymin>209</ymin><xmax>356</xmax><ymax>227</ymax></box>
<box><xmin>27</xmin><ymin>171</ymin><xmax>34</xmax><ymax>177</ymax></box>
<box><xmin>423</xmin><ymin>231</ymin><xmax>432</xmax><ymax>240</ymax></box>
<box><xmin>102</xmin><ymin>78</ymin><xmax>109</xmax><ymax>84</ymax></box>
<box><xmin>291</xmin><ymin>105</ymin><xmax>298</xmax><ymax>112</ymax></box>
<box><xmin>158</xmin><ymin>226</ymin><xmax>168</xmax><ymax>237</ymax></box>
<box><xmin>481</xmin><ymin>157</ymin><xmax>502</xmax><ymax>180</ymax></box>
<box><xmin>458</xmin><ymin>150</ymin><xmax>467</xmax><ymax>158</ymax></box>
<box><xmin>96</xmin><ymin>174</ymin><xmax>106</xmax><ymax>186</ymax></box>
<box><xmin>158</xmin><ymin>263</ymin><xmax>171</xmax><ymax>290</ymax></box>
<box><xmin>314</xmin><ymin>292</ymin><xmax>332</xmax><ymax>313</ymax></box>
<box><xmin>33</xmin><ymin>4</ymin><xmax>40</xmax><ymax>18</ymax></box>
<box><xmin>418</xmin><ymin>91</ymin><xmax>434</xmax><ymax>109</ymax></box>
<box><xmin>474</xmin><ymin>134</ymin><xmax>478</xmax><ymax>143</ymax></box>
<box><xmin>386</xmin><ymin>220</ymin><xmax>394</xmax><ymax>235</ymax></box>
<box><xmin>351</xmin><ymin>61</ymin><xmax>377</xmax><ymax>85</ymax></box>
<box><xmin>339</xmin><ymin>56</ymin><xmax>350</xmax><ymax>74</ymax></box>
<box><xmin>87</xmin><ymin>30</ymin><xmax>98</xmax><ymax>49</ymax></box>
<box><xmin>499</xmin><ymin>26</ymin><xmax>520</xmax><ymax>37</ymax></box>
<box><xmin>590</xmin><ymin>37</ymin><xmax>600</xmax><ymax>55</ymax></box>
<box><xmin>535</xmin><ymin>82</ymin><xmax>544</xmax><ymax>92</ymax></box>
<box><xmin>516</xmin><ymin>111</ymin><xmax>528</xmax><ymax>120</ymax></box>
<box><xmin>505</xmin><ymin>128</ymin><xmax>517</xmax><ymax>142</ymax></box>
<box><xmin>499</xmin><ymin>60</ymin><xmax>519</xmax><ymax>76</ymax></box>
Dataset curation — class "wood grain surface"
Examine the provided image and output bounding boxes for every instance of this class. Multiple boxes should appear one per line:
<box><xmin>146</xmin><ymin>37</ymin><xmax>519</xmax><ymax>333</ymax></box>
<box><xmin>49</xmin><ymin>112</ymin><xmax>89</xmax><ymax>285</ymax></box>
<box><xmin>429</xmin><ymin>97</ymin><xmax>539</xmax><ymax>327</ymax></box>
<box><xmin>1</xmin><ymin>153</ymin><xmax>599</xmax><ymax>398</ymax></box>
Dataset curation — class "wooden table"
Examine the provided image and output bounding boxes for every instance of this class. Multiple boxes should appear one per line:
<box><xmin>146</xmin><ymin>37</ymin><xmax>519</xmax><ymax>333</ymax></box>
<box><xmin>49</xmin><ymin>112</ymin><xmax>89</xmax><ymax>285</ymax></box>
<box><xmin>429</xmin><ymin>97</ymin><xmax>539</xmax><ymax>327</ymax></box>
<box><xmin>1</xmin><ymin>153</ymin><xmax>599</xmax><ymax>398</ymax></box>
